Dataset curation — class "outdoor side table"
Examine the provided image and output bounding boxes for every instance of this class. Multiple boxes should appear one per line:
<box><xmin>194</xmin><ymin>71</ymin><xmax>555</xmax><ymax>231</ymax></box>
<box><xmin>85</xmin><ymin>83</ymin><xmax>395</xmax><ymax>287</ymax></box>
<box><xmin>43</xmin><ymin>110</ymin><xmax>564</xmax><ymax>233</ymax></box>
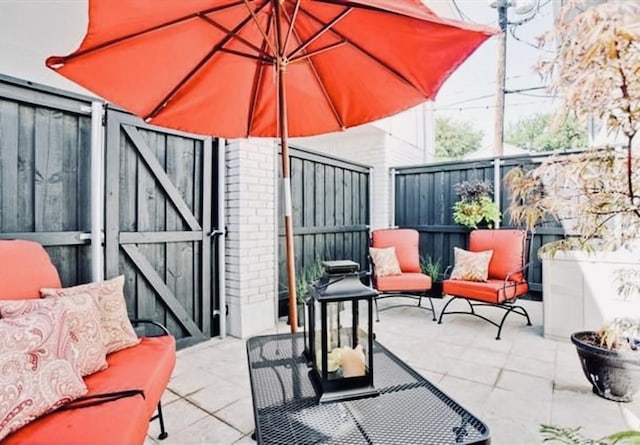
<box><xmin>246</xmin><ymin>333</ymin><xmax>490</xmax><ymax>444</ymax></box>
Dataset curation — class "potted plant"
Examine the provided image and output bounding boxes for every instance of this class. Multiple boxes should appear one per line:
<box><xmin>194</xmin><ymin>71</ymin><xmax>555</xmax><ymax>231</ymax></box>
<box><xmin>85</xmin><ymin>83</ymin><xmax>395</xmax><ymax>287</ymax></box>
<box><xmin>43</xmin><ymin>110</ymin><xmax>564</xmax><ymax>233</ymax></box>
<box><xmin>420</xmin><ymin>254</ymin><xmax>443</xmax><ymax>298</ymax></box>
<box><xmin>452</xmin><ymin>179</ymin><xmax>500</xmax><ymax>229</ymax></box>
<box><xmin>505</xmin><ymin>0</ymin><xmax>640</xmax><ymax>401</ymax></box>
<box><xmin>572</xmin><ymin>318</ymin><xmax>640</xmax><ymax>401</ymax></box>
<box><xmin>291</xmin><ymin>259</ymin><xmax>325</xmax><ymax>327</ymax></box>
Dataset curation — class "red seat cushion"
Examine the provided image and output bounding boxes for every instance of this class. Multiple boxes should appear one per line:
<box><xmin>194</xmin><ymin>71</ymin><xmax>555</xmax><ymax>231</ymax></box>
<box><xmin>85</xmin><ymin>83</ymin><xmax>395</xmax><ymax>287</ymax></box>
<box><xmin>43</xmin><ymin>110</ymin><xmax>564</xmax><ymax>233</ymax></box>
<box><xmin>469</xmin><ymin>230</ymin><xmax>526</xmax><ymax>282</ymax></box>
<box><xmin>371</xmin><ymin>229</ymin><xmax>421</xmax><ymax>273</ymax></box>
<box><xmin>0</xmin><ymin>240</ymin><xmax>61</xmax><ymax>300</ymax></box>
<box><xmin>376</xmin><ymin>272</ymin><xmax>432</xmax><ymax>292</ymax></box>
<box><xmin>3</xmin><ymin>336</ymin><xmax>176</xmax><ymax>445</ymax></box>
<box><xmin>443</xmin><ymin>278</ymin><xmax>528</xmax><ymax>304</ymax></box>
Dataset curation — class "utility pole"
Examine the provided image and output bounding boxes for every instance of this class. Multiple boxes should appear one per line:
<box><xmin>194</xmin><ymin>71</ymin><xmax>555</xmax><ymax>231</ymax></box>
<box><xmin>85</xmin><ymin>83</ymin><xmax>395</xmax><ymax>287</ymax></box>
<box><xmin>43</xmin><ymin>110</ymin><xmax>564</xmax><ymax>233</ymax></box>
<box><xmin>490</xmin><ymin>0</ymin><xmax>539</xmax><ymax>156</ymax></box>
<box><xmin>493</xmin><ymin>2</ymin><xmax>508</xmax><ymax>158</ymax></box>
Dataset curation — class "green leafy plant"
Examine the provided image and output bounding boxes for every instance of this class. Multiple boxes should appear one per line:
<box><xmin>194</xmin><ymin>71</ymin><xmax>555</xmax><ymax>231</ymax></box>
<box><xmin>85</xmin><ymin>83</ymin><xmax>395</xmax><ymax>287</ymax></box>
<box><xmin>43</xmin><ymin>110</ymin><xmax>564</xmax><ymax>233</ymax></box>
<box><xmin>452</xmin><ymin>179</ymin><xmax>501</xmax><ymax>229</ymax></box>
<box><xmin>540</xmin><ymin>424</ymin><xmax>640</xmax><ymax>444</ymax></box>
<box><xmin>420</xmin><ymin>255</ymin><xmax>442</xmax><ymax>282</ymax></box>
<box><xmin>295</xmin><ymin>259</ymin><xmax>325</xmax><ymax>304</ymax></box>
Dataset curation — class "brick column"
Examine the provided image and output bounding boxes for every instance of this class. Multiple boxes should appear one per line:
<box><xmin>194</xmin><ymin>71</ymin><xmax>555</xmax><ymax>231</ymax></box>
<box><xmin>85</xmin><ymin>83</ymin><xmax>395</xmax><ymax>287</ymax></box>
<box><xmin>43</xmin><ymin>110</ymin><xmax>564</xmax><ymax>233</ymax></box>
<box><xmin>225</xmin><ymin>138</ymin><xmax>278</xmax><ymax>338</ymax></box>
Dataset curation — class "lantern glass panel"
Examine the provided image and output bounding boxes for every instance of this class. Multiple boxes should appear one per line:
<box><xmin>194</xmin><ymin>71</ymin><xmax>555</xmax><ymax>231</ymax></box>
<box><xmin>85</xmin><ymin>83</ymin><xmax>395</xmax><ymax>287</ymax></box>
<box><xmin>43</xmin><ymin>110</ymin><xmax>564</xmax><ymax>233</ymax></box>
<box><xmin>314</xmin><ymin>299</ymin><xmax>371</xmax><ymax>379</ymax></box>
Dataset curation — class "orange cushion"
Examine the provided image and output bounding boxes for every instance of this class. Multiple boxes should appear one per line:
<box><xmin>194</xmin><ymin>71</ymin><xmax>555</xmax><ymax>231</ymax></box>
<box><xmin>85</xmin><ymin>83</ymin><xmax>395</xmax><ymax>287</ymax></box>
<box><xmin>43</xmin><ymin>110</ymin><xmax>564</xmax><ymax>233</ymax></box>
<box><xmin>0</xmin><ymin>240</ymin><xmax>61</xmax><ymax>300</ymax></box>
<box><xmin>371</xmin><ymin>229</ymin><xmax>421</xmax><ymax>273</ymax></box>
<box><xmin>443</xmin><ymin>278</ymin><xmax>528</xmax><ymax>304</ymax></box>
<box><xmin>469</xmin><ymin>230</ymin><xmax>526</xmax><ymax>282</ymax></box>
<box><xmin>3</xmin><ymin>336</ymin><xmax>176</xmax><ymax>445</ymax></box>
<box><xmin>376</xmin><ymin>272</ymin><xmax>432</xmax><ymax>292</ymax></box>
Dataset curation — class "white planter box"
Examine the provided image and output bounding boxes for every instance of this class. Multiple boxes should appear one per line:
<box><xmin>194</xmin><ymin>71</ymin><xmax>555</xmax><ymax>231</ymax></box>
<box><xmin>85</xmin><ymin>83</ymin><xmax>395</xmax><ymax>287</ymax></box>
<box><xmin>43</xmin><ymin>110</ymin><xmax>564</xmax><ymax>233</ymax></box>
<box><xmin>542</xmin><ymin>250</ymin><xmax>640</xmax><ymax>342</ymax></box>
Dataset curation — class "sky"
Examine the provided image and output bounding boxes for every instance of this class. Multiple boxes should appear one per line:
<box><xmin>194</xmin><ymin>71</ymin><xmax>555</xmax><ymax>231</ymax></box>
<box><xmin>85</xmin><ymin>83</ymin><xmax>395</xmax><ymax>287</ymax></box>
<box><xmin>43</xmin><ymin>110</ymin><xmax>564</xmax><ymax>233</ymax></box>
<box><xmin>432</xmin><ymin>0</ymin><xmax>558</xmax><ymax>148</ymax></box>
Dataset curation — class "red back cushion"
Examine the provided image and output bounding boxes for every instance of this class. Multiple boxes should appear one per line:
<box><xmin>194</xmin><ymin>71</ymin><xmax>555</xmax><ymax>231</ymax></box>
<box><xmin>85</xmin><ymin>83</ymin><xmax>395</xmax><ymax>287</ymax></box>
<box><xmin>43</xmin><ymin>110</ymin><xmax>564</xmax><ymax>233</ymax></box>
<box><xmin>469</xmin><ymin>230</ymin><xmax>526</xmax><ymax>281</ymax></box>
<box><xmin>371</xmin><ymin>229</ymin><xmax>420</xmax><ymax>273</ymax></box>
<box><xmin>0</xmin><ymin>240</ymin><xmax>61</xmax><ymax>300</ymax></box>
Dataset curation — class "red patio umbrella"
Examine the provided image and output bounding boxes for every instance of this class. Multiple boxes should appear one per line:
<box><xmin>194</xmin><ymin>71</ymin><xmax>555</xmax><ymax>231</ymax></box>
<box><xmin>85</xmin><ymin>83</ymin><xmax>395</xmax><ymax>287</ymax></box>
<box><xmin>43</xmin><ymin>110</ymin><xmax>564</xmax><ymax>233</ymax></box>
<box><xmin>46</xmin><ymin>0</ymin><xmax>495</xmax><ymax>332</ymax></box>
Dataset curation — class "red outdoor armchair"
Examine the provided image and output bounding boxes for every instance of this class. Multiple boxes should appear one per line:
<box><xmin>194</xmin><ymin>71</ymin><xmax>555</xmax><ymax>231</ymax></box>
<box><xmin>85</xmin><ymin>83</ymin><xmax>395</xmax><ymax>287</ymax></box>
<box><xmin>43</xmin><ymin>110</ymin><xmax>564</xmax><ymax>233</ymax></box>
<box><xmin>439</xmin><ymin>229</ymin><xmax>532</xmax><ymax>340</ymax></box>
<box><xmin>369</xmin><ymin>228</ymin><xmax>436</xmax><ymax>321</ymax></box>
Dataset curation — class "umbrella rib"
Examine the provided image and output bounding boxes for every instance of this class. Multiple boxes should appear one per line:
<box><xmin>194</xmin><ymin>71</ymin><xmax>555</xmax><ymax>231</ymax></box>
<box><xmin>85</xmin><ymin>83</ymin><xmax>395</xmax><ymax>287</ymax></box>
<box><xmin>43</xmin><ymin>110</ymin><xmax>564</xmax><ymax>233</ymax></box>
<box><xmin>198</xmin><ymin>14</ymin><xmax>269</xmax><ymax>60</ymax></box>
<box><xmin>289</xmin><ymin>41</ymin><xmax>347</xmax><ymax>63</ymax></box>
<box><xmin>219</xmin><ymin>47</ymin><xmax>271</xmax><ymax>62</ymax></box>
<box><xmin>246</xmin><ymin>16</ymin><xmax>273</xmax><ymax>135</ymax></box>
<box><xmin>146</xmin><ymin>1</ymin><xmax>272</xmax><ymax>121</ymax></box>
<box><xmin>280</xmin><ymin>2</ymin><xmax>345</xmax><ymax>129</ymax></box>
<box><xmin>297</xmin><ymin>4</ymin><xmax>428</xmax><ymax>98</ymax></box>
<box><xmin>286</xmin><ymin>7</ymin><xmax>352</xmax><ymax>61</ymax></box>
<box><xmin>49</xmin><ymin>1</ymin><xmax>251</xmax><ymax>65</ymax></box>
<box><xmin>282</xmin><ymin>0</ymin><xmax>301</xmax><ymax>52</ymax></box>
<box><xmin>244</xmin><ymin>0</ymin><xmax>278</xmax><ymax>57</ymax></box>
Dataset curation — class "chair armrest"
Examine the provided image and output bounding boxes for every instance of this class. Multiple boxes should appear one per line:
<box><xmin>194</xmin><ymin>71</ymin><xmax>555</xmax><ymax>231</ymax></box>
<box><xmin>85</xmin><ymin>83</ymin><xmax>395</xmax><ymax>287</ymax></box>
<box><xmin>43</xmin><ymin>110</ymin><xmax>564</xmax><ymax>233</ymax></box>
<box><xmin>131</xmin><ymin>318</ymin><xmax>171</xmax><ymax>337</ymax></box>
<box><xmin>367</xmin><ymin>255</ymin><xmax>377</xmax><ymax>287</ymax></box>
<box><xmin>501</xmin><ymin>262</ymin><xmax>531</xmax><ymax>300</ymax></box>
<box><xmin>504</xmin><ymin>261</ymin><xmax>531</xmax><ymax>284</ymax></box>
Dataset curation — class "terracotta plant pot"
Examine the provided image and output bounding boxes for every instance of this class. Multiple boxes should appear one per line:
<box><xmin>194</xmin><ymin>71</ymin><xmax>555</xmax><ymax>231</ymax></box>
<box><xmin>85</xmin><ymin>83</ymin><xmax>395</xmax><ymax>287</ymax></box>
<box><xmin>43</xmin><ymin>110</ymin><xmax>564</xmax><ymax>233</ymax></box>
<box><xmin>571</xmin><ymin>331</ymin><xmax>640</xmax><ymax>402</ymax></box>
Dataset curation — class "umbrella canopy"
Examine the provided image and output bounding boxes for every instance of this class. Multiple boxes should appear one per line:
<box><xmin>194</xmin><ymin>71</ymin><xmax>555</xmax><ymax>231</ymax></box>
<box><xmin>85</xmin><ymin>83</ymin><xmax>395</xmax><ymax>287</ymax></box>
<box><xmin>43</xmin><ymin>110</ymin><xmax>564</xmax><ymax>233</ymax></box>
<box><xmin>47</xmin><ymin>0</ymin><xmax>495</xmax><ymax>332</ymax></box>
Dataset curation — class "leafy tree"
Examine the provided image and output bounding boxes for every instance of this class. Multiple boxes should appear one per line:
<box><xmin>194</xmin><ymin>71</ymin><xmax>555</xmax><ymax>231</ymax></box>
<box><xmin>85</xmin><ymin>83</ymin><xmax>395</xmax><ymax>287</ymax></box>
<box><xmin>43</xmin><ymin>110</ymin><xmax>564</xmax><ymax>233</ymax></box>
<box><xmin>435</xmin><ymin>116</ymin><xmax>483</xmax><ymax>159</ymax></box>
<box><xmin>505</xmin><ymin>113</ymin><xmax>587</xmax><ymax>152</ymax></box>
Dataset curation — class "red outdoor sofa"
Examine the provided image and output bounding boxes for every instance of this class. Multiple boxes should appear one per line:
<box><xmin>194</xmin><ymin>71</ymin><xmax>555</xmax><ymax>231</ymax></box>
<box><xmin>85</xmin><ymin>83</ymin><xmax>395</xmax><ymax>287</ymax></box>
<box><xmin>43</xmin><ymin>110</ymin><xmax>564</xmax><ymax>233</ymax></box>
<box><xmin>0</xmin><ymin>239</ymin><xmax>175</xmax><ymax>444</ymax></box>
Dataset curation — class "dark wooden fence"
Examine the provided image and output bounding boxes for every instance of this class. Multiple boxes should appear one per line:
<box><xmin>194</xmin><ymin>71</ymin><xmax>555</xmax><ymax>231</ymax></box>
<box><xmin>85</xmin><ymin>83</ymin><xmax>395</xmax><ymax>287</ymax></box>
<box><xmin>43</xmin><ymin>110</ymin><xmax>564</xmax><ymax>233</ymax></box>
<box><xmin>394</xmin><ymin>154</ymin><xmax>566</xmax><ymax>295</ymax></box>
<box><xmin>0</xmin><ymin>75</ymin><xmax>222</xmax><ymax>344</ymax></box>
<box><xmin>277</xmin><ymin>146</ymin><xmax>370</xmax><ymax>315</ymax></box>
<box><xmin>0</xmin><ymin>75</ymin><xmax>94</xmax><ymax>286</ymax></box>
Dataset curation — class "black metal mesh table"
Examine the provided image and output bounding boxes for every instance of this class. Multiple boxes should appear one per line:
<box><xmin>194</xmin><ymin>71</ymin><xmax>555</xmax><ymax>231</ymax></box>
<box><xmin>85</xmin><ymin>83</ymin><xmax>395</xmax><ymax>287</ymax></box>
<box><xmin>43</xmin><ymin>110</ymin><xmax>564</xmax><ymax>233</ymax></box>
<box><xmin>247</xmin><ymin>333</ymin><xmax>490</xmax><ymax>445</ymax></box>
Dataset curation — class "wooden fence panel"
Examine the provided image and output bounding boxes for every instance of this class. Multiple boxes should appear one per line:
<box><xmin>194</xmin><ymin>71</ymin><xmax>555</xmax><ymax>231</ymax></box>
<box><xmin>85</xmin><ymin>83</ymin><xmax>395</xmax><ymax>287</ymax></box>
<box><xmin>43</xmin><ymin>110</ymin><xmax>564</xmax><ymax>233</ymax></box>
<box><xmin>278</xmin><ymin>146</ymin><xmax>370</xmax><ymax>315</ymax></box>
<box><xmin>394</xmin><ymin>155</ymin><xmax>566</xmax><ymax>296</ymax></box>
<box><xmin>0</xmin><ymin>75</ymin><xmax>93</xmax><ymax>286</ymax></box>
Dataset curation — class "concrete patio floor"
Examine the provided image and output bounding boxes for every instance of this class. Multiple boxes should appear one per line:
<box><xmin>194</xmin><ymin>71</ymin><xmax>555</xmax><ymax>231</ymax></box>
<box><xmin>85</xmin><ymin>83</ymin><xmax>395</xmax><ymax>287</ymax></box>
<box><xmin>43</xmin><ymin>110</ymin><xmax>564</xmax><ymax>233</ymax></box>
<box><xmin>145</xmin><ymin>298</ymin><xmax>640</xmax><ymax>445</ymax></box>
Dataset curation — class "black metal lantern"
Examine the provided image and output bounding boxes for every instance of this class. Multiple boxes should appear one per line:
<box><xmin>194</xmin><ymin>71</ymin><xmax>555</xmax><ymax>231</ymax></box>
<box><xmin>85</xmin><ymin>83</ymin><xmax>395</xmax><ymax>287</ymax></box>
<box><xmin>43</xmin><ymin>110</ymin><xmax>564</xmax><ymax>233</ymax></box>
<box><xmin>303</xmin><ymin>260</ymin><xmax>378</xmax><ymax>404</ymax></box>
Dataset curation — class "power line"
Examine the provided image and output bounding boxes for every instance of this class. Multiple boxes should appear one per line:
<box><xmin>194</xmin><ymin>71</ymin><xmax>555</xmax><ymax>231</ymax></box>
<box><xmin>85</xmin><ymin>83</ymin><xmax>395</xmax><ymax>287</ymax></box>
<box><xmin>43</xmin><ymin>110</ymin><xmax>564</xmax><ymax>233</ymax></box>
<box><xmin>435</xmin><ymin>100</ymin><xmax>553</xmax><ymax>112</ymax></box>
<box><xmin>438</xmin><ymin>93</ymin><xmax>495</xmax><ymax>109</ymax></box>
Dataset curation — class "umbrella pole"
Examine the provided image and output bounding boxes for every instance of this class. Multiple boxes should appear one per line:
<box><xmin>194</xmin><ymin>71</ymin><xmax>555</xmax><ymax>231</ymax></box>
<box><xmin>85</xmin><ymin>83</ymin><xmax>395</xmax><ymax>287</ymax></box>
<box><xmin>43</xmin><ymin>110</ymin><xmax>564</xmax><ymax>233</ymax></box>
<box><xmin>278</xmin><ymin>63</ymin><xmax>298</xmax><ymax>333</ymax></box>
<box><xmin>273</xmin><ymin>0</ymin><xmax>297</xmax><ymax>333</ymax></box>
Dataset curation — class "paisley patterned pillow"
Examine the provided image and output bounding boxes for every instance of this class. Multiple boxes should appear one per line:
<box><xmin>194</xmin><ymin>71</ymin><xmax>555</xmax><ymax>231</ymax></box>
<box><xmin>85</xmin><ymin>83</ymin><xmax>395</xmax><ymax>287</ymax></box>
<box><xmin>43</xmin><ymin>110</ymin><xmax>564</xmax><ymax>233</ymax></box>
<box><xmin>41</xmin><ymin>275</ymin><xmax>140</xmax><ymax>355</ymax></box>
<box><xmin>0</xmin><ymin>293</ymin><xmax>107</xmax><ymax>377</ymax></box>
<box><xmin>0</xmin><ymin>307</ymin><xmax>87</xmax><ymax>441</ymax></box>
<box><xmin>450</xmin><ymin>247</ymin><xmax>493</xmax><ymax>282</ymax></box>
<box><xmin>370</xmin><ymin>247</ymin><xmax>402</xmax><ymax>278</ymax></box>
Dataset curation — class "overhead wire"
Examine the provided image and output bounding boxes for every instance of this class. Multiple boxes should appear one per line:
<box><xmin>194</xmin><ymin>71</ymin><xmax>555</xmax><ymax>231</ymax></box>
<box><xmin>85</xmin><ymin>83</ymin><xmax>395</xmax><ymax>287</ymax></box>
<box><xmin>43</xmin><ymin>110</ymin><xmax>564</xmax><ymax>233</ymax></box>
<box><xmin>435</xmin><ymin>100</ymin><xmax>554</xmax><ymax>112</ymax></box>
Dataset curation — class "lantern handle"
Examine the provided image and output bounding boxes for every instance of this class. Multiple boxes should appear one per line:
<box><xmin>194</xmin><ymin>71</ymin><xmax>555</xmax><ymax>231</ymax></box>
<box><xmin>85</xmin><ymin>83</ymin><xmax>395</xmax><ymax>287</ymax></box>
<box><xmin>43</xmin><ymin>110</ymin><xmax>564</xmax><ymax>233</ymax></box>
<box><xmin>314</xmin><ymin>275</ymin><xmax>347</xmax><ymax>291</ymax></box>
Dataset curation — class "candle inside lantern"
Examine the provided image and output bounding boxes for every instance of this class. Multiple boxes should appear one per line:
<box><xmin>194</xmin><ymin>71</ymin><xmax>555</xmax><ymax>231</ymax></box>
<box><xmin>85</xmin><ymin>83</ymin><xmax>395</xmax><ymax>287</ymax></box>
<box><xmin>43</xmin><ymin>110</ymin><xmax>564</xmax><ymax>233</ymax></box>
<box><xmin>341</xmin><ymin>344</ymin><xmax>365</xmax><ymax>377</ymax></box>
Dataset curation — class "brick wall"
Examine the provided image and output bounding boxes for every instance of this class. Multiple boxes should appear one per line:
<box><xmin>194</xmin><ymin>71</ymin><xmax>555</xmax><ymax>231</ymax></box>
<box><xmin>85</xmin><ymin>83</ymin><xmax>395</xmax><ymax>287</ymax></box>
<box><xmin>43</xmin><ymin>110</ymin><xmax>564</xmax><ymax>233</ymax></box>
<box><xmin>225</xmin><ymin>138</ymin><xmax>278</xmax><ymax>338</ymax></box>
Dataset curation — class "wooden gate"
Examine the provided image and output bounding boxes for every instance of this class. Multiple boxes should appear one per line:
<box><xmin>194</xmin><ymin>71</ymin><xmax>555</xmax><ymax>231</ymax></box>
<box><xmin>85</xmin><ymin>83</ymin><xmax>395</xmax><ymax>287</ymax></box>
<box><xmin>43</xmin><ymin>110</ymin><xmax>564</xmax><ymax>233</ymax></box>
<box><xmin>105</xmin><ymin>109</ymin><xmax>220</xmax><ymax>344</ymax></box>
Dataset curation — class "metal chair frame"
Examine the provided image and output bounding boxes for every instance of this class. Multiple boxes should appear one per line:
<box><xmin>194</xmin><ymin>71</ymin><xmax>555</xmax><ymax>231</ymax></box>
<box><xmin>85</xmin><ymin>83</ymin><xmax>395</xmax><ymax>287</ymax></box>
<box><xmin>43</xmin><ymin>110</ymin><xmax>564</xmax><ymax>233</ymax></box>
<box><xmin>437</xmin><ymin>230</ymin><xmax>534</xmax><ymax>340</ymax></box>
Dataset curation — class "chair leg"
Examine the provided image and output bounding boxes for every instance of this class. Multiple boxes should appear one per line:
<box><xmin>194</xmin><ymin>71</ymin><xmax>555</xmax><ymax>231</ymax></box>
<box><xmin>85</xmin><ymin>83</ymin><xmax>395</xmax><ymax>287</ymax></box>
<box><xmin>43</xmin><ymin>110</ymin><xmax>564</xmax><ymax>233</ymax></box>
<box><xmin>427</xmin><ymin>296</ymin><xmax>437</xmax><ymax>321</ymax></box>
<box><xmin>437</xmin><ymin>296</ymin><xmax>458</xmax><ymax>324</ymax></box>
<box><xmin>374</xmin><ymin>296</ymin><xmax>380</xmax><ymax>322</ymax></box>
<box><xmin>156</xmin><ymin>401</ymin><xmax>168</xmax><ymax>440</ymax></box>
